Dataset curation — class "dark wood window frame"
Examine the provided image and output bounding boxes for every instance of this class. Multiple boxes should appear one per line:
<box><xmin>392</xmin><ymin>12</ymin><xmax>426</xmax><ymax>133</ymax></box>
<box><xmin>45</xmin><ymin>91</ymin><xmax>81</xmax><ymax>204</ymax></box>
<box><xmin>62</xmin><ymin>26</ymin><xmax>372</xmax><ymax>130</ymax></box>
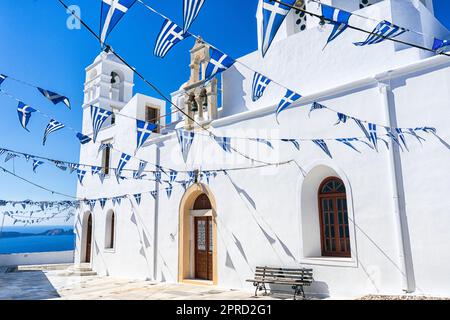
<box><xmin>145</xmin><ymin>106</ymin><xmax>160</xmax><ymax>134</ymax></box>
<box><xmin>102</xmin><ymin>143</ymin><xmax>112</xmax><ymax>175</ymax></box>
<box><xmin>318</xmin><ymin>177</ymin><xmax>351</xmax><ymax>258</ymax></box>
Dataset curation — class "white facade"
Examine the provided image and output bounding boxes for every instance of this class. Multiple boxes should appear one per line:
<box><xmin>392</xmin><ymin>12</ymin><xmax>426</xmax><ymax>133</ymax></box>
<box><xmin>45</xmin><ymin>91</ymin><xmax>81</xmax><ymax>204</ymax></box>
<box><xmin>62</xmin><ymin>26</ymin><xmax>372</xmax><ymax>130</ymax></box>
<box><xmin>74</xmin><ymin>0</ymin><xmax>450</xmax><ymax>298</ymax></box>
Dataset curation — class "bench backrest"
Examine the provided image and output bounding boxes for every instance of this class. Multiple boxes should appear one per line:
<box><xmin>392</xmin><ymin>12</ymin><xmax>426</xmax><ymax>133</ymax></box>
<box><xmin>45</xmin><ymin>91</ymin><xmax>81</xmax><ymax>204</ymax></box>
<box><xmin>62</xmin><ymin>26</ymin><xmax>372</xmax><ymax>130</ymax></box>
<box><xmin>254</xmin><ymin>266</ymin><xmax>313</xmax><ymax>284</ymax></box>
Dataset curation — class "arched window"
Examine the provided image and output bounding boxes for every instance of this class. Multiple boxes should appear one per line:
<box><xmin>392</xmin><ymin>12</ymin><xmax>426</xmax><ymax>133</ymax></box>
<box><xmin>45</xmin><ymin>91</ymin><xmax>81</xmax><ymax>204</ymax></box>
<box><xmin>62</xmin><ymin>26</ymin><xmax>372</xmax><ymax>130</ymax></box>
<box><xmin>193</xmin><ymin>194</ymin><xmax>212</xmax><ymax>210</ymax></box>
<box><xmin>110</xmin><ymin>71</ymin><xmax>124</xmax><ymax>101</ymax></box>
<box><xmin>318</xmin><ymin>177</ymin><xmax>350</xmax><ymax>257</ymax></box>
<box><xmin>105</xmin><ymin>211</ymin><xmax>115</xmax><ymax>249</ymax></box>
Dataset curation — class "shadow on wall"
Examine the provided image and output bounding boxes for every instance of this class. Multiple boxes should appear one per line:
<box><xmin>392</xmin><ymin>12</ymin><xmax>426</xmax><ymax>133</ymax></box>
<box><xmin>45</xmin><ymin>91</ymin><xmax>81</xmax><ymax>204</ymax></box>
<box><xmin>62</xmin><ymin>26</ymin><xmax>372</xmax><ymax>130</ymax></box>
<box><xmin>220</xmin><ymin>67</ymin><xmax>248</xmax><ymax>117</ymax></box>
<box><xmin>0</xmin><ymin>271</ymin><xmax>60</xmax><ymax>300</ymax></box>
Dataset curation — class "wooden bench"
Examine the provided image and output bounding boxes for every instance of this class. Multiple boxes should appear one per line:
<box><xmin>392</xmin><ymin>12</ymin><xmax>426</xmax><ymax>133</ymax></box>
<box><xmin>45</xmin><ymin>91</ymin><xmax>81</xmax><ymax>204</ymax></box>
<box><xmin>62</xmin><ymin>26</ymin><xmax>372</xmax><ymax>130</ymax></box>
<box><xmin>246</xmin><ymin>266</ymin><xmax>313</xmax><ymax>300</ymax></box>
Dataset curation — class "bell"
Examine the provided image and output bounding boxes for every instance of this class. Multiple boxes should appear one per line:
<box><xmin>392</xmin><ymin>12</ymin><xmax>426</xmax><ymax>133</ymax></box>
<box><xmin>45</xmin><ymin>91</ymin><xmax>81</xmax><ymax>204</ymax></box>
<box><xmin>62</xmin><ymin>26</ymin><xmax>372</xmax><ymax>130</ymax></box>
<box><xmin>191</xmin><ymin>100</ymin><xmax>199</xmax><ymax>113</ymax></box>
<box><xmin>199</xmin><ymin>88</ymin><xmax>208</xmax><ymax>107</ymax></box>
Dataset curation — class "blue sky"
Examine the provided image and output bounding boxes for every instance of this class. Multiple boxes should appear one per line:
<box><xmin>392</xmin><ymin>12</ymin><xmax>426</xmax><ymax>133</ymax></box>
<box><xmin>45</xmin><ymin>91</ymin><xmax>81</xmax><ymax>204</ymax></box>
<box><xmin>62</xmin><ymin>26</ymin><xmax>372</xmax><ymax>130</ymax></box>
<box><xmin>0</xmin><ymin>0</ymin><xmax>449</xmax><ymax>225</ymax></box>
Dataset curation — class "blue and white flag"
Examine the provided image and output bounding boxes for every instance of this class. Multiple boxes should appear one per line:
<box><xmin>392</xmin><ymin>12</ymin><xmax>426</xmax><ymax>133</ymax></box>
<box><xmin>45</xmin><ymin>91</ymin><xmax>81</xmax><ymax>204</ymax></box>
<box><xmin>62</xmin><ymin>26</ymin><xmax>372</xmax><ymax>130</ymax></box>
<box><xmin>24</xmin><ymin>154</ymin><xmax>33</xmax><ymax>162</ymax></box>
<box><xmin>112</xmin><ymin>196</ymin><xmax>122</xmax><ymax>206</ymax></box>
<box><xmin>150</xmin><ymin>190</ymin><xmax>158</xmax><ymax>199</ymax></box>
<box><xmin>187</xmin><ymin>171</ymin><xmax>196</xmax><ymax>184</ymax></box>
<box><xmin>353</xmin><ymin>118</ymin><xmax>371</xmax><ymax>142</ymax></box>
<box><xmin>205</xmin><ymin>48</ymin><xmax>235</xmax><ymax>79</ymax></box>
<box><xmin>98</xmin><ymin>142</ymin><xmax>113</xmax><ymax>154</ymax></box>
<box><xmin>165</xmin><ymin>184</ymin><xmax>173</xmax><ymax>198</ymax></box>
<box><xmin>281</xmin><ymin>139</ymin><xmax>300</xmax><ymax>151</ymax></box>
<box><xmin>77</xmin><ymin>169</ymin><xmax>86</xmax><ymax>185</ymax></box>
<box><xmin>312</xmin><ymin>139</ymin><xmax>332</xmax><ymax>158</ymax></box>
<box><xmin>0</xmin><ymin>74</ymin><xmax>7</xmax><ymax>86</ymax></box>
<box><xmin>42</xmin><ymin>119</ymin><xmax>65</xmax><ymax>145</ymax></box>
<box><xmin>250</xmin><ymin>138</ymin><xmax>273</xmax><ymax>149</ymax></box>
<box><xmin>154</xmin><ymin>19</ymin><xmax>190</xmax><ymax>58</ymax></box>
<box><xmin>91</xmin><ymin>166</ymin><xmax>102</xmax><ymax>176</ymax></box>
<box><xmin>136</xmin><ymin>120</ymin><xmax>157</xmax><ymax>152</ymax></box>
<box><xmin>115</xmin><ymin>153</ymin><xmax>131</xmax><ymax>182</ymax></box>
<box><xmin>134</xmin><ymin>193</ymin><xmax>141</xmax><ymax>205</ymax></box>
<box><xmin>4</xmin><ymin>153</ymin><xmax>18</xmax><ymax>163</ymax></box>
<box><xmin>99</xmin><ymin>198</ymin><xmax>107</xmax><ymax>210</ymax></box>
<box><xmin>176</xmin><ymin>130</ymin><xmax>195</xmax><ymax>162</ymax></box>
<box><xmin>133</xmin><ymin>160</ymin><xmax>148</xmax><ymax>179</ymax></box>
<box><xmin>98</xmin><ymin>171</ymin><xmax>106</xmax><ymax>184</ymax></box>
<box><xmin>406</xmin><ymin>128</ymin><xmax>426</xmax><ymax>145</ymax></box>
<box><xmin>334</xmin><ymin>112</ymin><xmax>348</xmax><ymax>125</ymax></box>
<box><xmin>53</xmin><ymin>160</ymin><xmax>67</xmax><ymax>171</ymax></box>
<box><xmin>88</xmin><ymin>199</ymin><xmax>96</xmax><ymax>211</ymax></box>
<box><xmin>214</xmin><ymin>136</ymin><xmax>232</xmax><ymax>153</ymax></box>
<box><xmin>91</xmin><ymin>106</ymin><xmax>113</xmax><ymax>143</ymax></box>
<box><xmin>0</xmin><ymin>149</ymin><xmax>5</xmax><ymax>157</ymax></box>
<box><xmin>154</xmin><ymin>170</ymin><xmax>162</xmax><ymax>183</ymax></box>
<box><xmin>396</xmin><ymin>128</ymin><xmax>409</xmax><ymax>151</ymax></box>
<box><xmin>368</xmin><ymin>123</ymin><xmax>378</xmax><ymax>151</ymax></box>
<box><xmin>261</xmin><ymin>0</ymin><xmax>296</xmax><ymax>57</ymax></box>
<box><xmin>321</xmin><ymin>4</ymin><xmax>352</xmax><ymax>47</ymax></box>
<box><xmin>308</xmin><ymin>102</ymin><xmax>326</xmax><ymax>117</ymax></box>
<box><xmin>76</xmin><ymin>132</ymin><xmax>92</xmax><ymax>144</ymax></box>
<box><xmin>336</xmin><ymin>138</ymin><xmax>372</xmax><ymax>153</ymax></box>
<box><xmin>202</xmin><ymin>171</ymin><xmax>211</xmax><ymax>184</ymax></box>
<box><xmin>385</xmin><ymin>127</ymin><xmax>404</xmax><ymax>151</ymax></box>
<box><xmin>37</xmin><ymin>87</ymin><xmax>71</xmax><ymax>109</ymax></box>
<box><xmin>169</xmin><ymin>170</ymin><xmax>178</xmax><ymax>183</ymax></box>
<box><xmin>354</xmin><ymin>20</ymin><xmax>407</xmax><ymax>46</ymax></box>
<box><xmin>276</xmin><ymin>89</ymin><xmax>302</xmax><ymax>121</ymax></box>
<box><xmin>100</xmin><ymin>0</ymin><xmax>137</xmax><ymax>43</ymax></box>
<box><xmin>32</xmin><ymin>159</ymin><xmax>44</xmax><ymax>173</ymax></box>
<box><xmin>432</xmin><ymin>38</ymin><xmax>450</xmax><ymax>54</ymax></box>
<box><xmin>252</xmin><ymin>72</ymin><xmax>271</xmax><ymax>102</ymax></box>
<box><xmin>183</xmin><ymin>0</ymin><xmax>205</xmax><ymax>33</ymax></box>
<box><xmin>17</xmin><ymin>102</ymin><xmax>36</xmax><ymax>131</ymax></box>
<box><xmin>68</xmin><ymin>163</ymin><xmax>79</xmax><ymax>174</ymax></box>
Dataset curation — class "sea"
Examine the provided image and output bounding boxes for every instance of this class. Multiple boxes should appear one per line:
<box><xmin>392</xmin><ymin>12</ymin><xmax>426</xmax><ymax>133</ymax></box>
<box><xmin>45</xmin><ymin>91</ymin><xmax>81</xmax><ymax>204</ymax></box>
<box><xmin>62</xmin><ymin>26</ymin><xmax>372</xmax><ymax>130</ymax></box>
<box><xmin>0</xmin><ymin>225</ymin><xmax>75</xmax><ymax>254</ymax></box>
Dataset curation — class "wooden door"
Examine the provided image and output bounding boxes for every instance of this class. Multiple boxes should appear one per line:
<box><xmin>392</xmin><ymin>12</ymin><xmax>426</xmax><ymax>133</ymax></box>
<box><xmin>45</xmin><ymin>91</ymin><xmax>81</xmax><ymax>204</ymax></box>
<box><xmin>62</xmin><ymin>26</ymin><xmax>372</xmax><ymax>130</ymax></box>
<box><xmin>194</xmin><ymin>216</ymin><xmax>213</xmax><ymax>280</ymax></box>
<box><xmin>85</xmin><ymin>214</ymin><xmax>92</xmax><ymax>263</ymax></box>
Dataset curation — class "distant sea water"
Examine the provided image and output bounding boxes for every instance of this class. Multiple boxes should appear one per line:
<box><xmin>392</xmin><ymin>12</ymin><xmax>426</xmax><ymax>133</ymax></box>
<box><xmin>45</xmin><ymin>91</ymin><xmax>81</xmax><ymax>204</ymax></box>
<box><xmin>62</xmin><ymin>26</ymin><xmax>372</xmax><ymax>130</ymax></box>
<box><xmin>0</xmin><ymin>225</ymin><xmax>75</xmax><ymax>254</ymax></box>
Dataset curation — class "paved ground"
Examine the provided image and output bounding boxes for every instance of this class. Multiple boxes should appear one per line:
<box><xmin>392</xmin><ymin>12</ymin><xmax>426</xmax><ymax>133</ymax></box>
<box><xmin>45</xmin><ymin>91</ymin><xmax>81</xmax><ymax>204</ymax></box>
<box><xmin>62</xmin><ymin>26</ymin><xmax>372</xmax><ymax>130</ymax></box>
<box><xmin>0</xmin><ymin>266</ymin><xmax>281</xmax><ymax>300</ymax></box>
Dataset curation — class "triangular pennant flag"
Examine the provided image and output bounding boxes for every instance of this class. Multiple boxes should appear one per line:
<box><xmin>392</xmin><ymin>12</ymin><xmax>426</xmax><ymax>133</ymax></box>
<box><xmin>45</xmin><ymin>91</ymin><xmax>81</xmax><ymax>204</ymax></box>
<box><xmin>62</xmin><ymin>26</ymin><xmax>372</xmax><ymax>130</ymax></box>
<box><xmin>133</xmin><ymin>193</ymin><xmax>142</xmax><ymax>205</ymax></box>
<box><xmin>183</xmin><ymin>0</ymin><xmax>206</xmax><ymax>33</ymax></box>
<box><xmin>165</xmin><ymin>185</ymin><xmax>173</xmax><ymax>198</ymax></box>
<box><xmin>52</xmin><ymin>160</ymin><xmax>67</xmax><ymax>171</ymax></box>
<box><xmin>76</xmin><ymin>132</ymin><xmax>92</xmax><ymax>145</ymax></box>
<box><xmin>115</xmin><ymin>153</ymin><xmax>131</xmax><ymax>182</ymax></box>
<box><xmin>90</xmin><ymin>106</ymin><xmax>113</xmax><ymax>143</ymax></box>
<box><xmin>98</xmin><ymin>171</ymin><xmax>106</xmax><ymax>184</ymax></box>
<box><xmin>17</xmin><ymin>102</ymin><xmax>36</xmax><ymax>131</ymax></box>
<box><xmin>321</xmin><ymin>4</ymin><xmax>352</xmax><ymax>48</ymax></box>
<box><xmin>308</xmin><ymin>102</ymin><xmax>326</xmax><ymax>117</ymax></box>
<box><xmin>77</xmin><ymin>169</ymin><xmax>87</xmax><ymax>185</ymax></box>
<box><xmin>24</xmin><ymin>154</ymin><xmax>33</xmax><ymax>162</ymax></box>
<box><xmin>4</xmin><ymin>153</ymin><xmax>18</xmax><ymax>163</ymax></box>
<box><xmin>281</xmin><ymin>139</ymin><xmax>300</xmax><ymax>151</ymax></box>
<box><xmin>154</xmin><ymin>19</ymin><xmax>191</xmax><ymax>58</ymax></box>
<box><xmin>176</xmin><ymin>130</ymin><xmax>195</xmax><ymax>162</ymax></box>
<box><xmin>261</xmin><ymin>0</ymin><xmax>296</xmax><ymax>57</ymax></box>
<box><xmin>133</xmin><ymin>160</ymin><xmax>148</xmax><ymax>179</ymax></box>
<box><xmin>335</xmin><ymin>137</ymin><xmax>372</xmax><ymax>153</ymax></box>
<box><xmin>150</xmin><ymin>190</ymin><xmax>158</xmax><ymax>199</ymax></box>
<box><xmin>0</xmin><ymin>74</ymin><xmax>7</xmax><ymax>86</ymax></box>
<box><xmin>214</xmin><ymin>136</ymin><xmax>232</xmax><ymax>153</ymax></box>
<box><xmin>32</xmin><ymin>160</ymin><xmax>44</xmax><ymax>173</ymax></box>
<box><xmin>432</xmin><ymin>38</ymin><xmax>450</xmax><ymax>54</ymax></box>
<box><xmin>136</xmin><ymin>119</ymin><xmax>157</xmax><ymax>152</ymax></box>
<box><xmin>100</xmin><ymin>0</ymin><xmax>137</xmax><ymax>43</ymax></box>
<box><xmin>312</xmin><ymin>139</ymin><xmax>332</xmax><ymax>158</ymax></box>
<box><xmin>98</xmin><ymin>142</ymin><xmax>113</xmax><ymax>155</ymax></box>
<box><xmin>68</xmin><ymin>163</ymin><xmax>79</xmax><ymax>174</ymax></box>
<box><xmin>252</xmin><ymin>72</ymin><xmax>271</xmax><ymax>102</ymax></box>
<box><xmin>37</xmin><ymin>87</ymin><xmax>70</xmax><ymax>109</ymax></box>
<box><xmin>368</xmin><ymin>123</ymin><xmax>378</xmax><ymax>151</ymax></box>
<box><xmin>250</xmin><ymin>138</ymin><xmax>273</xmax><ymax>149</ymax></box>
<box><xmin>205</xmin><ymin>48</ymin><xmax>235</xmax><ymax>80</ymax></box>
<box><xmin>91</xmin><ymin>166</ymin><xmax>102</xmax><ymax>176</ymax></box>
<box><xmin>42</xmin><ymin>119</ymin><xmax>65</xmax><ymax>146</ymax></box>
<box><xmin>276</xmin><ymin>89</ymin><xmax>302</xmax><ymax>121</ymax></box>
<box><xmin>169</xmin><ymin>170</ymin><xmax>178</xmax><ymax>183</ymax></box>
<box><xmin>406</xmin><ymin>128</ymin><xmax>426</xmax><ymax>145</ymax></box>
<box><xmin>99</xmin><ymin>198</ymin><xmax>107</xmax><ymax>210</ymax></box>
<box><xmin>354</xmin><ymin>20</ymin><xmax>407</xmax><ymax>46</ymax></box>
<box><xmin>396</xmin><ymin>128</ymin><xmax>409</xmax><ymax>151</ymax></box>
<box><xmin>154</xmin><ymin>170</ymin><xmax>162</xmax><ymax>183</ymax></box>
<box><xmin>334</xmin><ymin>112</ymin><xmax>348</xmax><ymax>125</ymax></box>
<box><xmin>353</xmin><ymin>118</ymin><xmax>371</xmax><ymax>142</ymax></box>
<box><xmin>88</xmin><ymin>199</ymin><xmax>96</xmax><ymax>211</ymax></box>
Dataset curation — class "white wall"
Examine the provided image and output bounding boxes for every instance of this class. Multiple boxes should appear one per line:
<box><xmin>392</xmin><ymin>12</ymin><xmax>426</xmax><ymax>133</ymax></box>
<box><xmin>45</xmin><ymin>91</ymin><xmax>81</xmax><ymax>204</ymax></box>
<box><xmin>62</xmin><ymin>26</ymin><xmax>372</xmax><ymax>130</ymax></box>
<box><xmin>0</xmin><ymin>251</ymin><xmax>74</xmax><ymax>267</ymax></box>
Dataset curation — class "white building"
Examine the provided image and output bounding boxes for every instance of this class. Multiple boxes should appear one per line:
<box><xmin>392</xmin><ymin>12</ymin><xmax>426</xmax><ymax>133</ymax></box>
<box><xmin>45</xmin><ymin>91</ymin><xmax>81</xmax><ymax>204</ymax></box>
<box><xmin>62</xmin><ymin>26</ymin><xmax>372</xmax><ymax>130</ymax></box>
<box><xmin>74</xmin><ymin>0</ymin><xmax>450</xmax><ymax>298</ymax></box>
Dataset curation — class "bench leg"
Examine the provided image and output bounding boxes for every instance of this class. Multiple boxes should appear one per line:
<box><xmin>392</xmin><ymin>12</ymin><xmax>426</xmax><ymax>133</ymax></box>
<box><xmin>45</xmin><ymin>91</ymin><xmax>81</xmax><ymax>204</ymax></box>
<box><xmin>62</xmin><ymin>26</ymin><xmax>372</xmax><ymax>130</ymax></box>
<box><xmin>292</xmin><ymin>285</ymin><xmax>305</xmax><ymax>300</ymax></box>
<box><xmin>253</xmin><ymin>282</ymin><xmax>268</xmax><ymax>297</ymax></box>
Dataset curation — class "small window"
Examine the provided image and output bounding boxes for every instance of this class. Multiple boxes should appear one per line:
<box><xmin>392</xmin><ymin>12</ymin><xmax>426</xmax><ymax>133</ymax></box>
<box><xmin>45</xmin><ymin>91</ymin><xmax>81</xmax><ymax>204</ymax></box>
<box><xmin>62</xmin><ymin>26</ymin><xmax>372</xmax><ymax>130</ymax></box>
<box><xmin>105</xmin><ymin>211</ymin><xmax>115</xmax><ymax>249</ymax></box>
<box><xmin>145</xmin><ymin>106</ymin><xmax>160</xmax><ymax>133</ymax></box>
<box><xmin>102</xmin><ymin>140</ymin><xmax>112</xmax><ymax>175</ymax></box>
<box><xmin>193</xmin><ymin>194</ymin><xmax>212</xmax><ymax>210</ymax></box>
<box><xmin>110</xmin><ymin>113</ymin><xmax>116</xmax><ymax>126</ymax></box>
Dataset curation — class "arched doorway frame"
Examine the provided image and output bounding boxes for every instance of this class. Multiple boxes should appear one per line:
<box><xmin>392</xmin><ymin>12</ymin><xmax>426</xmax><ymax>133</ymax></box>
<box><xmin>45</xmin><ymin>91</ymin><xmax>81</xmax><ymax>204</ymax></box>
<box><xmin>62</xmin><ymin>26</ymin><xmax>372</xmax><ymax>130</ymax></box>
<box><xmin>178</xmin><ymin>183</ymin><xmax>218</xmax><ymax>285</ymax></box>
<box><xmin>81</xmin><ymin>211</ymin><xmax>94</xmax><ymax>264</ymax></box>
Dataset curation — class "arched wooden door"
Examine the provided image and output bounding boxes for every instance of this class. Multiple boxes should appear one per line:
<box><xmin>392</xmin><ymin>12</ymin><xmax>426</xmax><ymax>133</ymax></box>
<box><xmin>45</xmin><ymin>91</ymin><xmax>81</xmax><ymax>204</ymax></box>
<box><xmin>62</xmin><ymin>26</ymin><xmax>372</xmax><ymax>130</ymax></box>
<box><xmin>193</xmin><ymin>194</ymin><xmax>213</xmax><ymax>280</ymax></box>
<box><xmin>85</xmin><ymin>214</ymin><xmax>93</xmax><ymax>263</ymax></box>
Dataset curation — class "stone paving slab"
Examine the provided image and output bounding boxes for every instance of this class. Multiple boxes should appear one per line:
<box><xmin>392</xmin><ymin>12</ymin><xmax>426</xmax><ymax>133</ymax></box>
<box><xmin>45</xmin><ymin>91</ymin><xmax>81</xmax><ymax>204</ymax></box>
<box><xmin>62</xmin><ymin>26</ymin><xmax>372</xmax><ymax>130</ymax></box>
<box><xmin>0</xmin><ymin>269</ymin><xmax>282</xmax><ymax>300</ymax></box>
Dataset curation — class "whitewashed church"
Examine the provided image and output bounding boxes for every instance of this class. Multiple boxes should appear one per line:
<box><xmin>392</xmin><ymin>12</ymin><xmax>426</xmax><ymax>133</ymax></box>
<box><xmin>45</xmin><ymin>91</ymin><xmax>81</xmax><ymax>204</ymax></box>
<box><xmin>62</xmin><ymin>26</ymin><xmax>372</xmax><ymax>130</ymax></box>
<box><xmin>74</xmin><ymin>0</ymin><xmax>450</xmax><ymax>298</ymax></box>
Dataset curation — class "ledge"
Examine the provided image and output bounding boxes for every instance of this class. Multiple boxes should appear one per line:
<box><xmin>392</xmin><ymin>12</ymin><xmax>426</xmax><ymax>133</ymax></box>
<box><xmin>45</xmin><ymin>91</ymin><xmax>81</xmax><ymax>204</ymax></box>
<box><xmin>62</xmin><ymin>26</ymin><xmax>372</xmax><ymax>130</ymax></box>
<box><xmin>300</xmin><ymin>256</ymin><xmax>358</xmax><ymax>268</ymax></box>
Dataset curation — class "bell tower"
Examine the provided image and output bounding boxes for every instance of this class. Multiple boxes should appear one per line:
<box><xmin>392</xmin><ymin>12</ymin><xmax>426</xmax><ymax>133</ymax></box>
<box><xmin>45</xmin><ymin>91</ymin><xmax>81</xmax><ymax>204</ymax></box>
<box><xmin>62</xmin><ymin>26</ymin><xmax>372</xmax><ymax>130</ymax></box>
<box><xmin>182</xmin><ymin>38</ymin><xmax>218</xmax><ymax>130</ymax></box>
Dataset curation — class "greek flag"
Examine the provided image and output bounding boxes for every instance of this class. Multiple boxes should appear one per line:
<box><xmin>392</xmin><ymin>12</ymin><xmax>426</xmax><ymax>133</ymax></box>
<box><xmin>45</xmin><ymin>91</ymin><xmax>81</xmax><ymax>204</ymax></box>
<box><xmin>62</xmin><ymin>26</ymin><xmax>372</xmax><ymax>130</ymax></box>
<box><xmin>17</xmin><ymin>102</ymin><xmax>36</xmax><ymax>131</ymax></box>
<box><xmin>276</xmin><ymin>89</ymin><xmax>302</xmax><ymax>121</ymax></box>
<box><xmin>53</xmin><ymin>160</ymin><xmax>67</xmax><ymax>171</ymax></box>
<box><xmin>24</xmin><ymin>154</ymin><xmax>33</xmax><ymax>162</ymax></box>
<box><xmin>98</xmin><ymin>172</ymin><xmax>106</xmax><ymax>184</ymax></box>
<box><xmin>100</xmin><ymin>0</ymin><xmax>137</xmax><ymax>43</ymax></box>
<box><xmin>134</xmin><ymin>193</ymin><xmax>141</xmax><ymax>205</ymax></box>
<box><xmin>37</xmin><ymin>87</ymin><xmax>71</xmax><ymax>109</ymax></box>
<box><xmin>4</xmin><ymin>153</ymin><xmax>17</xmax><ymax>163</ymax></box>
<box><xmin>86</xmin><ymin>200</ymin><xmax>96</xmax><ymax>212</ymax></box>
<box><xmin>68</xmin><ymin>163</ymin><xmax>79</xmax><ymax>174</ymax></box>
<box><xmin>368</xmin><ymin>123</ymin><xmax>378</xmax><ymax>151</ymax></box>
<box><xmin>334</xmin><ymin>113</ymin><xmax>348</xmax><ymax>125</ymax></box>
<box><xmin>252</xmin><ymin>72</ymin><xmax>271</xmax><ymax>102</ymax></box>
<box><xmin>176</xmin><ymin>130</ymin><xmax>195</xmax><ymax>162</ymax></box>
<box><xmin>183</xmin><ymin>0</ymin><xmax>205</xmax><ymax>33</ymax></box>
<box><xmin>91</xmin><ymin>166</ymin><xmax>102</xmax><ymax>176</ymax></box>
<box><xmin>203</xmin><ymin>171</ymin><xmax>211</xmax><ymax>184</ymax></box>
<box><xmin>76</xmin><ymin>132</ymin><xmax>92</xmax><ymax>144</ymax></box>
<box><xmin>336</xmin><ymin>138</ymin><xmax>372</xmax><ymax>153</ymax></box>
<box><xmin>112</xmin><ymin>196</ymin><xmax>122</xmax><ymax>206</ymax></box>
<box><xmin>321</xmin><ymin>4</ymin><xmax>352</xmax><ymax>47</ymax></box>
<box><xmin>396</xmin><ymin>128</ymin><xmax>409</xmax><ymax>151</ymax></box>
<box><xmin>214</xmin><ymin>136</ymin><xmax>232</xmax><ymax>153</ymax></box>
<box><xmin>169</xmin><ymin>170</ymin><xmax>178</xmax><ymax>183</ymax></box>
<box><xmin>91</xmin><ymin>106</ymin><xmax>113</xmax><ymax>142</ymax></box>
<box><xmin>115</xmin><ymin>153</ymin><xmax>131</xmax><ymax>182</ymax></box>
<box><xmin>166</xmin><ymin>185</ymin><xmax>173</xmax><ymax>198</ymax></box>
<box><xmin>154</xmin><ymin>19</ymin><xmax>190</xmax><ymax>58</ymax></box>
<box><xmin>136</xmin><ymin>120</ymin><xmax>157</xmax><ymax>152</ymax></box>
<box><xmin>99</xmin><ymin>198</ymin><xmax>107</xmax><ymax>210</ymax></box>
<box><xmin>154</xmin><ymin>170</ymin><xmax>162</xmax><ymax>183</ymax></box>
<box><xmin>308</xmin><ymin>102</ymin><xmax>327</xmax><ymax>117</ymax></box>
<box><xmin>205</xmin><ymin>48</ymin><xmax>235</xmax><ymax>79</ymax></box>
<box><xmin>354</xmin><ymin>20</ymin><xmax>407</xmax><ymax>46</ymax></box>
<box><xmin>312</xmin><ymin>139</ymin><xmax>332</xmax><ymax>158</ymax></box>
<box><xmin>133</xmin><ymin>160</ymin><xmax>148</xmax><ymax>179</ymax></box>
<box><xmin>150</xmin><ymin>190</ymin><xmax>158</xmax><ymax>199</ymax></box>
<box><xmin>250</xmin><ymin>138</ymin><xmax>273</xmax><ymax>149</ymax></box>
<box><xmin>432</xmin><ymin>38</ymin><xmax>450</xmax><ymax>54</ymax></box>
<box><xmin>42</xmin><ymin>119</ymin><xmax>65</xmax><ymax>145</ymax></box>
<box><xmin>33</xmin><ymin>159</ymin><xmax>44</xmax><ymax>173</ymax></box>
<box><xmin>281</xmin><ymin>139</ymin><xmax>300</xmax><ymax>151</ymax></box>
<box><xmin>261</xmin><ymin>0</ymin><xmax>296</xmax><ymax>57</ymax></box>
<box><xmin>0</xmin><ymin>74</ymin><xmax>7</xmax><ymax>86</ymax></box>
